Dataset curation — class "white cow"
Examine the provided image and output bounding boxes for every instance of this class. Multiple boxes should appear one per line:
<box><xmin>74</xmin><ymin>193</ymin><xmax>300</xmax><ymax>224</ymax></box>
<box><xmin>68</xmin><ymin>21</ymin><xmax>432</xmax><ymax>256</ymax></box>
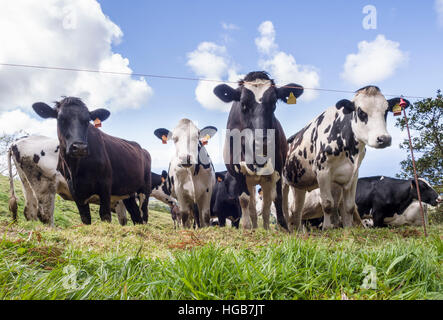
<box><xmin>283</xmin><ymin>86</ymin><xmax>410</xmax><ymax>231</ymax></box>
<box><xmin>154</xmin><ymin>119</ymin><xmax>217</xmax><ymax>228</ymax></box>
<box><xmin>7</xmin><ymin>135</ymin><xmax>127</xmax><ymax>226</ymax></box>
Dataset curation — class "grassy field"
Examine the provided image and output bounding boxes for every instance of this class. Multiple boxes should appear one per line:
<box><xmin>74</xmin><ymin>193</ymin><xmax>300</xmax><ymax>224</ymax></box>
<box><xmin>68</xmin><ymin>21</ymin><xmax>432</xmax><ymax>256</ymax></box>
<box><xmin>0</xmin><ymin>175</ymin><xmax>442</xmax><ymax>300</ymax></box>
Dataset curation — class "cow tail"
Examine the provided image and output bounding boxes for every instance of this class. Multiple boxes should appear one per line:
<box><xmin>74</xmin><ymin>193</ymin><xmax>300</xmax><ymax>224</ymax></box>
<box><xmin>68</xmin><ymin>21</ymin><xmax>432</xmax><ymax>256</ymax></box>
<box><xmin>7</xmin><ymin>147</ymin><xmax>18</xmax><ymax>221</ymax></box>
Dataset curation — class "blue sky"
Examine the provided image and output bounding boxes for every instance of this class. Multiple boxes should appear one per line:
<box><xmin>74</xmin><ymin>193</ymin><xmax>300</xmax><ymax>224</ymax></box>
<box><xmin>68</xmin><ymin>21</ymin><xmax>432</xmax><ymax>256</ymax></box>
<box><xmin>0</xmin><ymin>0</ymin><xmax>442</xmax><ymax>177</ymax></box>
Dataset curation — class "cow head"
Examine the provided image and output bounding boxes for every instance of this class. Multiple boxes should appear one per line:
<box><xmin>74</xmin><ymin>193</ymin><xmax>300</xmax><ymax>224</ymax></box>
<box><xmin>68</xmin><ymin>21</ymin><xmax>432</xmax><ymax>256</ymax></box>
<box><xmin>32</xmin><ymin>97</ymin><xmax>110</xmax><ymax>158</ymax></box>
<box><xmin>411</xmin><ymin>178</ymin><xmax>440</xmax><ymax>206</ymax></box>
<box><xmin>215</xmin><ymin>171</ymin><xmax>243</xmax><ymax>202</ymax></box>
<box><xmin>213</xmin><ymin>71</ymin><xmax>304</xmax><ymax>169</ymax></box>
<box><xmin>335</xmin><ymin>86</ymin><xmax>410</xmax><ymax>149</ymax></box>
<box><xmin>154</xmin><ymin>119</ymin><xmax>217</xmax><ymax>168</ymax></box>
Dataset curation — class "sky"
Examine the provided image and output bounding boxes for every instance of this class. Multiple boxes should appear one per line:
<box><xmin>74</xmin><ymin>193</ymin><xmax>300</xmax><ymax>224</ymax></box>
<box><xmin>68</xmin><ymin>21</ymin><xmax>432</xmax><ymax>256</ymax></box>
<box><xmin>0</xmin><ymin>0</ymin><xmax>442</xmax><ymax>177</ymax></box>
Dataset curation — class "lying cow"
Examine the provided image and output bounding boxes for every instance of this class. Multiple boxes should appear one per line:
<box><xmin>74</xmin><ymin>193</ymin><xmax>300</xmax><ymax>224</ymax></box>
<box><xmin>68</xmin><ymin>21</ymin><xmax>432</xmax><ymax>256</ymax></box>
<box><xmin>283</xmin><ymin>86</ymin><xmax>410</xmax><ymax>230</ymax></box>
<box><xmin>213</xmin><ymin>71</ymin><xmax>304</xmax><ymax>230</ymax></box>
<box><xmin>32</xmin><ymin>97</ymin><xmax>151</xmax><ymax>225</ymax></box>
<box><xmin>154</xmin><ymin>119</ymin><xmax>217</xmax><ymax>228</ymax></box>
<box><xmin>210</xmin><ymin>171</ymin><xmax>242</xmax><ymax>228</ymax></box>
<box><xmin>356</xmin><ymin>176</ymin><xmax>440</xmax><ymax>227</ymax></box>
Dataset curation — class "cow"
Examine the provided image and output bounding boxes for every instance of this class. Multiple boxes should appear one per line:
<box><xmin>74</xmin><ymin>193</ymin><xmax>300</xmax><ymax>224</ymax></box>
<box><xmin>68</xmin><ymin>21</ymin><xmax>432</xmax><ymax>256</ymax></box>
<box><xmin>355</xmin><ymin>176</ymin><xmax>441</xmax><ymax>227</ymax></box>
<box><xmin>32</xmin><ymin>97</ymin><xmax>151</xmax><ymax>225</ymax></box>
<box><xmin>154</xmin><ymin>119</ymin><xmax>217</xmax><ymax>228</ymax></box>
<box><xmin>213</xmin><ymin>71</ymin><xmax>304</xmax><ymax>230</ymax></box>
<box><xmin>210</xmin><ymin>171</ymin><xmax>242</xmax><ymax>228</ymax></box>
<box><xmin>382</xmin><ymin>201</ymin><xmax>429</xmax><ymax>226</ymax></box>
<box><xmin>283</xmin><ymin>85</ymin><xmax>410</xmax><ymax>231</ymax></box>
<box><xmin>7</xmin><ymin>135</ymin><xmax>128</xmax><ymax>226</ymax></box>
<box><xmin>150</xmin><ymin>170</ymin><xmax>178</xmax><ymax>208</ymax></box>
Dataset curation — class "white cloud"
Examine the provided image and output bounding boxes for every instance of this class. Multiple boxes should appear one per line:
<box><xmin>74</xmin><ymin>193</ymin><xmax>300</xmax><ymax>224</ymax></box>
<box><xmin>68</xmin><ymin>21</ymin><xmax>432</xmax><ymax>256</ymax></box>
<box><xmin>255</xmin><ymin>21</ymin><xmax>320</xmax><ymax>101</ymax></box>
<box><xmin>0</xmin><ymin>0</ymin><xmax>153</xmax><ymax>114</ymax></box>
<box><xmin>436</xmin><ymin>0</ymin><xmax>443</xmax><ymax>26</ymax></box>
<box><xmin>0</xmin><ymin>109</ymin><xmax>57</xmax><ymax>138</ymax></box>
<box><xmin>187</xmin><ymin>42</ymin><xmax>242</xmax><ymax>112</ymax></box>
<box><xmin>221</xmin><ymin>22</ymin><xmax>239</xmax><ymax>30</ymax></box>
<box><xmin>341</xmin><ymin>35</ymin><xmax>408</xmax><ymax>86</ymax></box>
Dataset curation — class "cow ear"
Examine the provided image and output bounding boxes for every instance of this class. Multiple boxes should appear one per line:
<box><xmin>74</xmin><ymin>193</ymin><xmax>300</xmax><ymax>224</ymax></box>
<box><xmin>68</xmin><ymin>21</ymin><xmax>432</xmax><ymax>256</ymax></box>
<box><xmin>213</xmin><ymin>84</ymin><xmax>240</xmax><ymax>102</ymax></box>
<box><xmin>161</xmin><ymin>170</ymin><xmax>168</xmax><ymax>179</ymax></box>
<box><xmin>336</xmin><ymin>99</ymin><xmax>355</xmax><ymax>114</ymax></box>
<box><xmin>32</xmin><ymin>102</ymin><xmax>58</xmax><ymax>119</ymax></box>
<box><xmin>387</xmin><ymin>98</ymin><xmax>411</xmax><ymax>112</ymax></box>
<box><xmin>154</xmin><ymin>128</ymin><xmax>171</xmax><ymax>144</ymax></box>
<box><xmin>277</xmin><ymin>83</ymin><xmax>304</xmax><ymax>104</ymax></box>
<box><xmin>89</xmin><ymin>108</ymin><xmax>110</xmax><ymax>122</ymax></box>
<box><xmin>200</xmin><ymin>126</ymin><xmax>217</xmax><ymax>140</ymax></box>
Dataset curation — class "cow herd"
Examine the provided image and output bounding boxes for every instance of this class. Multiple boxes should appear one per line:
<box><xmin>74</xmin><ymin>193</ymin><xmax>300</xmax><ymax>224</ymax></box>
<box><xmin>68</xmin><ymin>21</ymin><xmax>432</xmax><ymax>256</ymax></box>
<box><xmin>6</xmin><ymin>71</ymin><xmax>441</xmax><ymax>232</ymax></box>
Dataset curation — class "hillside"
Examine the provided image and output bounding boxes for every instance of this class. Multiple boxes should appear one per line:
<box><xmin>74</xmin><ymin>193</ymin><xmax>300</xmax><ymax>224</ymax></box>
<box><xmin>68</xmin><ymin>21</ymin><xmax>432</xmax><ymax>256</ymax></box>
<box><xmin>0</xmin><ymin>174</ymin><xmax>442</xmax><ymax>300</ymax></box>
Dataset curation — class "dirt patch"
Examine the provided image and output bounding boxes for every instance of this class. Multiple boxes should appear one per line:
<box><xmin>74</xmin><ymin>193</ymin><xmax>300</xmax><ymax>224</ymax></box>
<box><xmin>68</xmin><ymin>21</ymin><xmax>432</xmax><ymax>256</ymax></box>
<box><xmin>168</xmin><ymin>230</ymin><xmax>205</xmax><ymax>250</ymax></box>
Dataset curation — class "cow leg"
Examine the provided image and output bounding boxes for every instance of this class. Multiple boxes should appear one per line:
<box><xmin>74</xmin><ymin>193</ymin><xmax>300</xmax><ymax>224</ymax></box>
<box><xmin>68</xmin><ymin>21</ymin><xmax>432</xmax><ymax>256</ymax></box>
<box><xmin>260</xmin><ymin>182</ymin><xmax>274</xmax><ymax>230</ymax></box>
<box><xmin>35</xmin><ymin>175</ymin><xmax>56</xmax><ymax>226</ymax></box>
<box><xmin>317</xmin><ymin>174</ymin><xmax>340</xmax><ymax>229</ymax></box>
<box><xmin>248</xmin><ymin>185</ymin><xmax>258</xmax><ymax>229</ymax></box>
<box><xmin>289</xmin><ymin>187</ymin><xmax>306</xmax><ymax>232</ymax></box>
<box><xmin>139</xmin><ymin>193</ymin><xmax>149</xmax><ymax>224</ymax></box>
<box><xmin>114</xmin><ymin>201</ymin><xmax>127</xmax><ymax>226</ymax></box>
<box><xmin>282</xmin><ymin>182</ymin><xmax>290</xmax><ymax>227</ymax></box>
<box><xmin>340</xmin><ymin>180</ymin><xmax>358</xmax><ymax>228</ymax></box>
<box><xmin>98</xmin><ymin>192</ymin><xmax>112</xmax><ymax>223</ymax></box>
<box><xmin>372</xmin><ymin>210</ymin><xmax>387</xmax><ymax>227</ymax></box>
<box><xmin>123</xmin><ymin>196</ymin><xmax>143</xmax><ymax>225</ymax></box>
<box><xmin>19</xmin><ymin>175</ymin><xmax>39</xmax><ymax>221</ymax></box>
<box><xmin>239</xmin><ymin>193</ymin><xmax>252</xmax><ymax>229</ymax></box>
<box><xmin>273</xmin><ymin>179</ymin><xmax>288</xmax><ymax>231</ymax></box>
<box><xmin>196</xmin><ymin>192</ymin><xmax>211</xmax><ymax>228</ymax></box>
<box><xmin>75</xmin><ymin>202</ymin><xmax>92</xmax><ymax>225</ymax></box>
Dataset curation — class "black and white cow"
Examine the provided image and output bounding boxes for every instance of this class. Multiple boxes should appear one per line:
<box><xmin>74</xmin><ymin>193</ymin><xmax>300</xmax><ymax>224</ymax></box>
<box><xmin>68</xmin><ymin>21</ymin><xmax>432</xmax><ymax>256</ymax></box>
<box><xmin>7</xmin><ymin>135</ymin><xmax>127</xmax><ymax>226</ymax></box>
<box><xmin>213</xmin><ymin>71</ymin><xmax>304</xmax><ymax>230</ymax></box>
<box><xmin>210</xmin><ymin>171</ymin><xmax>242</xmax><ymax>228</ymax></box>
<box><xmin>154</xmin><ymin>119</ymin><xmax>217</xmax><ymax>228</ymax></box>
<box><xmin>283</xmin><ymin>86</ymin><xmax>410</xmax><ymax>230</ymax></box>
<box><xmin>32</xmin><ymin>97</ymin><xmax>152</xmax><ymax>225</ymax></box>
<box><xmin>356</xmin><ymin>176</ymin><xmax>441</xmax><ymax>227</ymax></box>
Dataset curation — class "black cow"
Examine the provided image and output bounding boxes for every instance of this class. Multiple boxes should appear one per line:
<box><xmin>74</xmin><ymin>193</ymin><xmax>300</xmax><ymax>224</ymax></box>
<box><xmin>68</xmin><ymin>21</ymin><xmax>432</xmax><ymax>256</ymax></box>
<box><xmin>213</xmin><ymin>71</ymin><xmax>304</xmax><ymax>230</ymax></box>
<box><xmin>356</xmin><ymin>176</ymin><xmax>440</xmax><ymax>227</ymax></box>
<box><xmin>210</xmin><ymin>171</ymin><xmax>242</xmax><ymax>228</ymax></box>
<box><xmin>32</xmin><ymin>97</ymin><xmax>151</xmax><ymax>225</ymax></box>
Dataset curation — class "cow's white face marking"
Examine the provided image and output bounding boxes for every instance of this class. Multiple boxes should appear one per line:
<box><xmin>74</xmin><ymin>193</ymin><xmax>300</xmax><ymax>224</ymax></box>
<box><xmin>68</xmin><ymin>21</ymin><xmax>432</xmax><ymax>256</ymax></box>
<box><xmin>352</xmin><ymin>92</ymin><xmax>391</xmax><ymax>148</ymax></box>
<box><xmin>418</xmin><ymin>178</ymin><xmax>432</xmax><ymax>189</ymax></box>
<box><xmin>244</xmin><ymin>79</ymin><xmax>272</xmax><ymax>103</ymax></box>
<box><xmin>171</xmin><ymin>119</ymin><xmax>200</xmax><ymax>166</ymax></box>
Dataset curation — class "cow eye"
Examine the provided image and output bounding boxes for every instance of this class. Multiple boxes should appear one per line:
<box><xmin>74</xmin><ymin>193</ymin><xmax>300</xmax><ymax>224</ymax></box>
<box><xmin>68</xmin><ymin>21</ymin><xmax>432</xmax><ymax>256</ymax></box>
<box><xmin>357</xmin><ymin>107</ymin><xmax>368</xmax><ymax>123</ymax></box>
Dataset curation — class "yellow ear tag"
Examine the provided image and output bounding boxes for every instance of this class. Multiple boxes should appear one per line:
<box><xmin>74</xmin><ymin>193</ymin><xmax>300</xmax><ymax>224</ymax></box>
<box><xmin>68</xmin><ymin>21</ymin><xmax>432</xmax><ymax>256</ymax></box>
<box><xmin>217</xmin><ymin>176</ymin><xmax>222</xmax><ymax>182</ymax></box>
<box><xmin>392</xmin><ymin>104</ymin><xmax>402</xmax><ymax>116</ymax></box>
<box><xmin>94</xmin><ymin>118</ymin><xmax>102</xmax><ymax>128</ymax></box>
<box><xmin>162</xmin><ymin>135</ymin><xmax>168</xmax><ymax>144</ymax></box>
<box><xmin>201</xmin><ymin>134</ymin><xmax>210</xmax><ymax>146</ymax></box>
<box><xmin>287</xmin><ymin>92</ymin><xmax>297</xmax><ymax>104</ymax></box>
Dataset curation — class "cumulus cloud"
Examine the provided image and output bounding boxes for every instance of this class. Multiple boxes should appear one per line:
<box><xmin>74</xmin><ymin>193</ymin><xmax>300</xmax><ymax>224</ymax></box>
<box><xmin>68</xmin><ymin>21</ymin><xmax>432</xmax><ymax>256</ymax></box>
<box><xmin>0</xmin><ymin>109</ymin><xmax>57</xmax><ymax>138</ymax></box>
<box><xmin>0</xmin><ymin>0</ymin><xmax>153</xmax><ymax>115</ymax></box>
<box><xmin>341</xmin><ymin>35</ymin><xmax>408</xmax><ymax>86</ymax></box>
<box><xmin>255</xmin><ymin>21</ymin><xmax>320</xmax><ymax>101</ymax></box>
<box><xmin>187</xmin><ymin>42</ymin><xmax>242</xmax><ymax>112</ymax></box>
<box><xmin>436</xmin><ymin>0</ymin><xmax>443</xmax><ymax>26</ymax></box>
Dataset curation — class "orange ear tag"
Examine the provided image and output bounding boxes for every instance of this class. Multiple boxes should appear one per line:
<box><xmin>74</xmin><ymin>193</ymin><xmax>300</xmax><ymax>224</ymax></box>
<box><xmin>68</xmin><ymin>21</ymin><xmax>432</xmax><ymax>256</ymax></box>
<box><xmin>162</xmin><ymin>135</ymin><xmax>168</xmax><ymax>144</ymax></box>
<box><xmin>161</xmin><ymin>177</ymin><xmax>165</xmax><ymax>183</ymax></box>
<box><xmin>217</xmin><ymin>176</ymin><xmax>222</xmax><ymax>182</ymax></box>
<box><xmin>94</xmin><ymin>118</ymin><xmax>102</xmax><ymax>128</ymax></box>
<box><xmin>392</xmin><ymin>104</ymin><xmax>402</xmax><ymax>116</ymax></box>
<box><xmin>287</xmin><ymin>92</ymin><xmax>297</xmax><ymax>104</ymax></box>
<box><xmin>201</xmin><ymin>134</ymin><xmax>210</xmax><ymax>146</ymax></box>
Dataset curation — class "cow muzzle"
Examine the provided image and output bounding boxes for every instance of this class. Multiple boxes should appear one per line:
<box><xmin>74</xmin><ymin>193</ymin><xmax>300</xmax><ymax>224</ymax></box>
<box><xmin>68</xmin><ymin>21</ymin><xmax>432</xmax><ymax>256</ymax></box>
<box><xmin>375</xmin><ymin>135</ymin><xmax>392</xmax><ymax>148</ymax></box>
<box><xmin>69</xmin><ymin>142</ymin><xmax>88</xmax><ymax>158</ymax></box>
<box><xmin>178</xmin><ymin>154</ymin><xmax>194</xmax><ymax>168</ymax></box>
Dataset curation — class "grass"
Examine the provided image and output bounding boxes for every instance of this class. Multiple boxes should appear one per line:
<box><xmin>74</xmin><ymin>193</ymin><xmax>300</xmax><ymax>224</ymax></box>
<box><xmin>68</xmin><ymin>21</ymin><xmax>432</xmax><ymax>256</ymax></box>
<box><xmin>0</xmin><ymin>175</ymin><xmax>442</xmax><ymax>300</ymax></box>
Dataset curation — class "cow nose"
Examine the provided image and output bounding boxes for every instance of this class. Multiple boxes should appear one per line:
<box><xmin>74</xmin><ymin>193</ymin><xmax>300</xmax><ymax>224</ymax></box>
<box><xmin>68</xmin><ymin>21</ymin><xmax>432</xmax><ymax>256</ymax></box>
<box><xmin>180</xmin><ymin>154</ymin><xmax>193</xmax><ymax>168</ymax></box>
<box><xmin>376</xmin><ymin>135</ymin><xmax>392</xmax><ymax>148</ymax></box>
<box><xmin>69</xmin><ymin>142</ymin><xmax>88</xmax><ymax>157</ymax></box>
